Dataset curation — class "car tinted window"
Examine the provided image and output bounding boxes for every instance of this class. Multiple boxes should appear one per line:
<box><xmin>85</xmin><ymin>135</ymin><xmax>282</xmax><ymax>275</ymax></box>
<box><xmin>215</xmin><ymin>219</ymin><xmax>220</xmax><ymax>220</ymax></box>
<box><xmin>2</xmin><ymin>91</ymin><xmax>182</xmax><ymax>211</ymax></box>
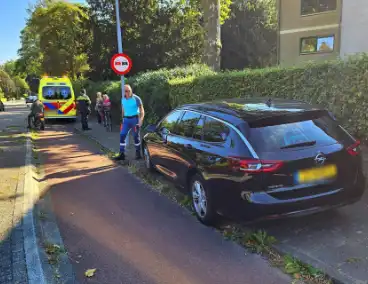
<box><xmin>176</xmin><ymin>111</ymin><xmax>202</xmax><ymax>138</ymax></box>
<box><xmin>159</xmin><ymin>110</ymin><xmax>182</xmax><ymax>133</ymax></box>
<box><xmin>203</xmin><ymin>117</ymin><xmax>230</xmax><ymax>143</ymax></box>
<box><xmin>248</xmin><ymin>115</ymin><xmax>353</xmax><ymax>152</ymax></box>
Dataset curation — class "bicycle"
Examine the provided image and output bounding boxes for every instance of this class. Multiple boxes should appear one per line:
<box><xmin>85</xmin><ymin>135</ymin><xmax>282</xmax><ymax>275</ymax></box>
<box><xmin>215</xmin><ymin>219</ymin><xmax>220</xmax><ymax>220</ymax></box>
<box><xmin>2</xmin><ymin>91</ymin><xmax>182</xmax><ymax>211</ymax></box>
<box><xmin>104</xmin><ymin>110</ymin><xmax>112</xmax><ymax>132</ymax></box>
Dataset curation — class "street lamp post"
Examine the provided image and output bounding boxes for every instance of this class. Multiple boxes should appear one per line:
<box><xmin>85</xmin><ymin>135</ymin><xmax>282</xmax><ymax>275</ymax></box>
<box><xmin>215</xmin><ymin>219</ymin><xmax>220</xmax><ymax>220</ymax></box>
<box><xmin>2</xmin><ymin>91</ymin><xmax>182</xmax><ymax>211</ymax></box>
<box><xmin>115</xmin><ymin>0</ymin><xmax>125</xmax><ymax>100</ymax></box>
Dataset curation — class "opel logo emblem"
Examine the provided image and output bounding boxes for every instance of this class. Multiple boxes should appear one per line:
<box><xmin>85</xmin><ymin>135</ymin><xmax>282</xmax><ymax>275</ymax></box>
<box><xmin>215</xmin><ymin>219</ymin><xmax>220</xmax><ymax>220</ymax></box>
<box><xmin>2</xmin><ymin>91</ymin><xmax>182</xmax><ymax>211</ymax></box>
<box><xmin>314</xmin><ymin>153</ymin><xmax>326</xmax><ymax>165</ymax></box>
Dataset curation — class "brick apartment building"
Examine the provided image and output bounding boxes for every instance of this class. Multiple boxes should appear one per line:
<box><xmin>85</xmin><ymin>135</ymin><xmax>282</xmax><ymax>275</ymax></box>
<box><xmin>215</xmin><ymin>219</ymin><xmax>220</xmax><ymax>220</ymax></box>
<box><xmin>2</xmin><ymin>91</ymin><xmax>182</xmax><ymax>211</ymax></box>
<box><xmin>277</xmin><ymin>0</ymin><xmax>368</xmax><ymax>66</ymax></box>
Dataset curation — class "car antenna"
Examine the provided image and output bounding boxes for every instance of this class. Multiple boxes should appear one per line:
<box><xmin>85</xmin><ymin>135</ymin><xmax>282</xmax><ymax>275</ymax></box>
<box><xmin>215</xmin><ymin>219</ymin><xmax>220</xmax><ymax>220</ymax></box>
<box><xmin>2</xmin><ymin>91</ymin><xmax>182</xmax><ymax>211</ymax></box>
<box><xmin>266</xmin><ymin>98</ymin><xmax>272</xmax><ymax>107</ymax></box>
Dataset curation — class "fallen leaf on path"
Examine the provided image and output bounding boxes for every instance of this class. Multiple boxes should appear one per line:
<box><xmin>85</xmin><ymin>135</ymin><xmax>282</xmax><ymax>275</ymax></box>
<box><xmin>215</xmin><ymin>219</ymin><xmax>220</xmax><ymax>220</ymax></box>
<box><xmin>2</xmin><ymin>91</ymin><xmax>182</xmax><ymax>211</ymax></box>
<box><xmin>85</xmin><ymin>268</ymin><xmax>96</xmax><ymax>277</ymax></box>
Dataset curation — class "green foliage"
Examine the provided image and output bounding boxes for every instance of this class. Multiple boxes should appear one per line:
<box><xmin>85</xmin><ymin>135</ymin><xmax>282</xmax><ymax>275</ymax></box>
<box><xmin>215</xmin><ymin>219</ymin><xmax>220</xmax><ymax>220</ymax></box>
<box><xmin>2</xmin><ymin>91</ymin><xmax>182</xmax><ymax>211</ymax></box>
<box><xmin>16</xmin><ymin>24</ymin><xmax>44</xmax><ymax>76</ymax></box>
<box><xmin>221</xmin><ymin>0</ymin><xmax>277</xmax><ymax>69</ymax></box>
<box><xmin>243</xmin><ymin>230</ymin><xmax>277</xmax><ymax>253</ymax></box>
<box><xmin>1</xmin><ymin>60</ymin><xmax>17</xmax><ymax>77</ymax></box>
<box><xmin>87</xmin><ymin>0</ymin><xmax>204</xmax><ymax>80</ymax></box>
<box><xmin>75</xmin><ymin>54</ymin><xmax>368</xmax><ymax>141</ymax></box>
<box><xmin>73</xmin><ymin>64</ymin><xmax>214</xmax><ymax>124</ymax></box>
<box><xmin>284</xmin><ymin>255</ymin><xmax>323</xmax><ymax>279</ymax></box>
<box><xmin>13</xmin><ymin>76</ymin><xmax>30</xmax><ymax>98</ymax></box>
<box><xmin>220</xmin><ymin>0</ymin><xmax>232</xmax><ymax>24</ymax></box>
<box><xmin>168</xmin><ymin>54</ymin><xmax>368</xmax><ymax>139</ymax></box>
<box><xmin>28</xmin><ymin>1</ymin><xmax>91</xmax><ymax>77</ymax></box>
<box><xmin>130</xmin><ymin>64</ymin><xmax>215</xmax><ymax>123</ymax></box>
<box><xmin>0</xmin><ymin>69</ymin><xmax>16</xmax><ymax>98</ymax></box>
<box><xmin>16</xmin><ymin>1</ymin><xmax>91</xmax><ymax>78</ymax></box>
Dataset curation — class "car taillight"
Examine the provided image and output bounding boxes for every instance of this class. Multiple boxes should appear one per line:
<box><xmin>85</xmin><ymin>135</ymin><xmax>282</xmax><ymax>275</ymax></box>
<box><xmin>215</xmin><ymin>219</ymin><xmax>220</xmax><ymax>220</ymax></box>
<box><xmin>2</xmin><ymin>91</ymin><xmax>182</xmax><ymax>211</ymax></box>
<box><xmin>228</xmin><ymin>157</ymin><xmax>283</xmax><ymax>173</ymax></box>
<box><xmin>347</xmin><ymin>140</ymin><xmax>361</xmax><ymax>156</ymax></box>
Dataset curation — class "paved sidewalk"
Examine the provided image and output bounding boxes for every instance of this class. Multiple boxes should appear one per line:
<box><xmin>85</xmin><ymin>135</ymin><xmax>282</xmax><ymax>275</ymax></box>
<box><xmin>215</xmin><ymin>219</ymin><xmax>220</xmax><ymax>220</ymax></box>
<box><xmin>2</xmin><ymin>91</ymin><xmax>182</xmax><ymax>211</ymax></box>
<box><xmin>0</xmin><ymin>129</ymin><xmax>28</xmax><ymax>284</ymax></box>
<box><xmin>75</xmin><ymin>120</ymin><xmax>134</xmax><ymax>156</ymax></box>
<box><xmin>78</xmin><ymin>120</ymin><xmax>368</xmax><ymax>284</ymax></box>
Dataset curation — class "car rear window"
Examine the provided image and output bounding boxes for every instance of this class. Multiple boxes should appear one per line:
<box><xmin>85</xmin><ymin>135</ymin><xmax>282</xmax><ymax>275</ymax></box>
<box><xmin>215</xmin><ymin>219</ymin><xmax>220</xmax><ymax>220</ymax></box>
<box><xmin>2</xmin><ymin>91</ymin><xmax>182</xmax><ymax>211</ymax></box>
<box><xmin>248</xmin><ymin>114</ymin><xmax>353</xmax><ymax>152</ymax></box>
<box><xmin>42</xmin><ymin>86</ymin><xmax>72</xmax><ymax>100</ymax></box>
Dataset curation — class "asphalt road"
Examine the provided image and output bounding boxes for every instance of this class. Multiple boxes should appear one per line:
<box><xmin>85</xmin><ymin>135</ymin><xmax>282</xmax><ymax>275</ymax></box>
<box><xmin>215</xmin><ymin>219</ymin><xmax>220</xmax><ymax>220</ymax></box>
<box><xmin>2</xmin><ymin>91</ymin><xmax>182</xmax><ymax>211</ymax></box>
<box><xmin>35</xmin><ymin>123</ymin><xmax>290</xmax><ymax>284</ymax></box>
<box><xmin>0</xmin><ymin>100</ymin><xmax>29</xmax><ymax>131</ymax></box>
<box><xmin>0</xmin><ymin>101</ymin><xmax>29</xmax><ymax>284</ymax></box>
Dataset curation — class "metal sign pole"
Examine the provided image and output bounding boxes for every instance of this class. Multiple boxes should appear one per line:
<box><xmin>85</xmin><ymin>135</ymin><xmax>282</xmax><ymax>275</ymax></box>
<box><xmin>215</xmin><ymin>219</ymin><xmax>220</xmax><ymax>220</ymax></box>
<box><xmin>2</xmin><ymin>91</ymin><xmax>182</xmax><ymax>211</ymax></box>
<box><xmin>115</xmin><ymin>0</ymin><xmax>125</xmax><ymax>100</ymax></box>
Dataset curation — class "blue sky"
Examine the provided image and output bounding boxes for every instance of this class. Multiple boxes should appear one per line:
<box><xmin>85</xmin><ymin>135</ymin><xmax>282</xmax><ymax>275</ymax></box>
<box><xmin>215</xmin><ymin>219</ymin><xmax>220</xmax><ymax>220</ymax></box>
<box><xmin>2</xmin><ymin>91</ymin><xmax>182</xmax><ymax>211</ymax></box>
<box><xmin>0</xmin><ymin>0</ymin><xmax>86</xmax><ymax>65</ymax></box>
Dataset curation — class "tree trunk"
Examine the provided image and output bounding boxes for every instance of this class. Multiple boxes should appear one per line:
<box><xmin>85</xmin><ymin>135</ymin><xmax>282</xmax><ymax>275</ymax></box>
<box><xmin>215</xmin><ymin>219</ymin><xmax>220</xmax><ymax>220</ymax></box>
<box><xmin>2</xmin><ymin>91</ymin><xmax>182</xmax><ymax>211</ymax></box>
<box><xmin>202</xmin><ymin>0</ymin><xmax>221</xmax><ymax>71</ymax></box>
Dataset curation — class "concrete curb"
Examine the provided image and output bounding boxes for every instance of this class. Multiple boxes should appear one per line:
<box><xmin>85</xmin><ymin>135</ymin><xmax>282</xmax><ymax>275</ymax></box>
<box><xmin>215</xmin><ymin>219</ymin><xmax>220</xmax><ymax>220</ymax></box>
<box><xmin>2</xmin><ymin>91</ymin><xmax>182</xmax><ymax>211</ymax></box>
<box><xmin>31</xmin><ymin>130</ymin><xmax>78</xmax><ymax>284</ymax></box>
<box><xmin>23</xmin><ymin>133</ymin><xmax>46</xmax><ymax>284</ymax></box>
<box><xmin>35</xmin><ymin>193</ymin><xmax>78</xmax><ymax>284</ymax></box>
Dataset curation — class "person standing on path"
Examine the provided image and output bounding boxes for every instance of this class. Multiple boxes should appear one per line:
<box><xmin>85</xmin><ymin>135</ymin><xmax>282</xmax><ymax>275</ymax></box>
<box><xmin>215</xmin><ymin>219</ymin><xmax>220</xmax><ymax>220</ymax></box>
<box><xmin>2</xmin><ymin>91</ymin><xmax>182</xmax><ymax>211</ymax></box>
<box><xmin>76</xmin><ymin>89</ymin><xmax>92</xmax><ymax>131</ymax></box>
<box><xmin>95</xmin><ymin>92</ymin><xmax>104</xmax><ymax>124</ymax></box>
<box><xmin>102</xmin><ymin>94</ymin><xmax>112</xmax><ymax>127</ymax></box>
<box><xmin>114</xmin><ymin>84</ymin><xmax>145</xmax><ymax>161</ymax></box>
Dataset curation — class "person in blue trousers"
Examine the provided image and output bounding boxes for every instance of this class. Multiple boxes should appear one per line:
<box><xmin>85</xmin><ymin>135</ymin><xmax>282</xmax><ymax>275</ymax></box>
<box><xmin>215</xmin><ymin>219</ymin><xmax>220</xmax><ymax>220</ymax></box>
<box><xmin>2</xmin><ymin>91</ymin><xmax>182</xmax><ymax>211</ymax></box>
<box><xmin>114</xmin><ymin>84</ymin><xmax>145</xmax><ymax>161</ymax></box>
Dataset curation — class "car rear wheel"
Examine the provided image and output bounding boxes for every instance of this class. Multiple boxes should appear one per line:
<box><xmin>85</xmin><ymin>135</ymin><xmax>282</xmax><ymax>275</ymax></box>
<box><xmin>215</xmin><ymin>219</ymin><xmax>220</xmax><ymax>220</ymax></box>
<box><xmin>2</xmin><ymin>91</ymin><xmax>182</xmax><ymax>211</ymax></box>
<box><xmin>143</xmin><ymin>144</ymin><xmax>155</xmax><ymax>172</ymax></box>
<box><xmin>190</xmin><ymin>174</ymin><xmax>218</xmax><ymax>226</ymax></box>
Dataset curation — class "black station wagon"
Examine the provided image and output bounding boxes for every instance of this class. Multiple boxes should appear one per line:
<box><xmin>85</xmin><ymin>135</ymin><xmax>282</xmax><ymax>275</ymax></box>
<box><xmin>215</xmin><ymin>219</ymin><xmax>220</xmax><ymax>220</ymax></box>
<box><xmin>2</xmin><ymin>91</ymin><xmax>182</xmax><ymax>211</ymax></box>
<box><xmin>142</xmin><ymin>98</ymin><xmax>366</xmax><ymax>225</ymax></box>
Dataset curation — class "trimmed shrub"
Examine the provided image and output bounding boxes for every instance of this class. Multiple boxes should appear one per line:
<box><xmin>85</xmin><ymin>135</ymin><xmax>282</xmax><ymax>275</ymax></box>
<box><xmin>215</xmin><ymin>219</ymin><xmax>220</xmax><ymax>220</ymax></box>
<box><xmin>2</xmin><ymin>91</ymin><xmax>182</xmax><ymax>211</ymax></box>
<box><xmin>168</xmin><ymin>55</ymin><xmax>368</xmax><ymax>139</ymax></box>
<box><xmin>130</xmin><ymin>64</ymin><xmax>215</xmax><ymax>123</ymax></box>
<box><xmin>73</xmin><ymin>55</ymin><xmax>368</xmax><ymax>140</ymax></box>
<box><xmin>73</xmin><ymin>64</ymin><xmax>214</xmax><ymax>124</ymax></box>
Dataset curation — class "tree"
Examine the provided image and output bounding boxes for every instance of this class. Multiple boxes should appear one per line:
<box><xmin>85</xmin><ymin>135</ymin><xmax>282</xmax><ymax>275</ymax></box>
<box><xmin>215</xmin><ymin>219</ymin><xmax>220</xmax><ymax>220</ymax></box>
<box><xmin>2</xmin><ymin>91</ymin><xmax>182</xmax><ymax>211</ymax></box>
<box><xmin>16</xmin><ymin>25</ymin><xmax>43</xmax><ymax>77</ymax></box>
<box><xmin>221</xmin><ymin>0</ymin><xmax>278</xmax><ymax>69</ymax></box>
<box><xmin>86</xmin><ymin>0</ymin><xmax>204</xmax><ymax>80</ymax></box>
<box><xmin>13</xmin><ymin>76</ymin><xmax>30</xmax><ymax>98</ymax></box>
<box><xmin>0</xmin><ymin>70</ymin><xmax>16</xmax><ymax>98</ymax></box>
<box><xmin>30</xmin><ymin>2</ymin><xmax>92</xmax><ymax>77</ymax></box>
<box><xmin>200</xmin><ymin>0</ymin><xmax>232</xmax><ymax>71</ymax></box>
<box><xmin>17</xmin><ymin>1</ymin><xmax>92</xmax><ymax>78</ymax></box>
<box><xmin>2</xmin><ymin>60</ymin><xmax>17</xmax><ymax>77</ymax></box>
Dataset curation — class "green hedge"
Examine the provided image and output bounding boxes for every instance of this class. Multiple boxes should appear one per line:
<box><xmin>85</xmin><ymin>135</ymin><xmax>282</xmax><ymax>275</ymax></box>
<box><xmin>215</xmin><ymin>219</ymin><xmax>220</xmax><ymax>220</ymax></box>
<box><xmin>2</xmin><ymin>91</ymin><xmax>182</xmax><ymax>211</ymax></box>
<box><xmin>73</xmin><ymin>64</ymin><xmax>214</xmax><ymax>124</ymax></box>
<box><xmin>169</xmin><ymin>55</ymin><xmax>368</xmax><ymax>139</ymax></box>
<box><xmin>74</xmin><ymin>55</ymin><xmax>368</xmax><ymax>139</ymax></box>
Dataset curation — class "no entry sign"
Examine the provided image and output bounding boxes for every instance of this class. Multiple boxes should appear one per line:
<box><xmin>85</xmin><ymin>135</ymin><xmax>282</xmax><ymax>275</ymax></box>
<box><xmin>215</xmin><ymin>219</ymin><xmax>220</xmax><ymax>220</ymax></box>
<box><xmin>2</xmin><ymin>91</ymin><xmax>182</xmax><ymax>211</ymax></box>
<box><xmin>111</xmin><ymin>53</ymin><xmax>132</xmax><ymax>76</ymax></box>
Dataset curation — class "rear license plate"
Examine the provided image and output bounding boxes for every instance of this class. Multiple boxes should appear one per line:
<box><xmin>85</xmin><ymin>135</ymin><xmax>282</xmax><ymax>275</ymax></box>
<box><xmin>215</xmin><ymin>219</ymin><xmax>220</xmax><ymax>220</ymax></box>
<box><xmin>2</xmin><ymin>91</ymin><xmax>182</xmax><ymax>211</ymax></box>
<box><xmin>40</xmin><ymin>118</ymin><xmax>44</xmax><ymax>121</ymax></box>
<box><xmin>296</xmin><ymin>164</ymin><xmax>337</xmax><ymax>184</ymax></box>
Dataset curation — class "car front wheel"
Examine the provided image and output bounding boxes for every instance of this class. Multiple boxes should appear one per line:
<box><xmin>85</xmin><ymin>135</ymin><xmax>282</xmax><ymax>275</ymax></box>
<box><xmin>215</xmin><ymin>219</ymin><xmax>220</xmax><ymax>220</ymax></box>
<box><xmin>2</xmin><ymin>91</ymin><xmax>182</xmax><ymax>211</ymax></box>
<box><xmin>190</xmin><ymin>174</ymin><xmax>218</xmax><ymax>226</ymax></box>
<box><xmin>143</xmin><ymin>144</ymin><xmax>154</xmax><ymax>172</ymax></box>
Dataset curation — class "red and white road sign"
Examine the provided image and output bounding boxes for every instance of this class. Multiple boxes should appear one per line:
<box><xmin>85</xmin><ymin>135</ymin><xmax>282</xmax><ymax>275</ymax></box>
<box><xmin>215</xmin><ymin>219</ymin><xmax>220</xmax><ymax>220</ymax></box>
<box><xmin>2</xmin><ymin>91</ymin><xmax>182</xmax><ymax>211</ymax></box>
<box><xmin>110</xmin><ymin>53</ymin><xmax>132</xmax><ymax>76</ymax></box>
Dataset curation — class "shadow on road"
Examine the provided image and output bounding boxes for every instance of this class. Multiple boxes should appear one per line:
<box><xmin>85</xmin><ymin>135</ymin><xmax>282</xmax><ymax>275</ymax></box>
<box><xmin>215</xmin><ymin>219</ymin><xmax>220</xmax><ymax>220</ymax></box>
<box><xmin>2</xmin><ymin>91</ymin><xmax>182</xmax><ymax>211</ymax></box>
<box><xmin>32</xmin><ymin>126</ymin><xmax>290</xmax><ymax>284</ymax></box>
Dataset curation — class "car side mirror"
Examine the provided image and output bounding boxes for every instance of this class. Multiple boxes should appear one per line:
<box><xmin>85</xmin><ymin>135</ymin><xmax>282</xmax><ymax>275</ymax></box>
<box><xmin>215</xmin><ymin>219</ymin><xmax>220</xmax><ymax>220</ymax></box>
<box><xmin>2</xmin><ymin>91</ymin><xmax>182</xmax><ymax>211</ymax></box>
<box><xmin>145</xmin><ymin>124</ymin><xmax>157</xmax><ymax>133</ymax></box>
<box><xmin>160</xmin><ymin>127</ymin><xmax>170</xmax><ymax>136</ymax></box>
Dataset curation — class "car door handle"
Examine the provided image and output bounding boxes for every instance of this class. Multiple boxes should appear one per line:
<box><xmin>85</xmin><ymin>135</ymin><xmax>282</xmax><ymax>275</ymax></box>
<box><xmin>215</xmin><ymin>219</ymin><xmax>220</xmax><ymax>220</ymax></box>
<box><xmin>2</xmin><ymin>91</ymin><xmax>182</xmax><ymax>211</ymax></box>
<box><xmin>184</xmin><ymin>144</ymin><xmax>193</xmax><ymax>149</ymax></box>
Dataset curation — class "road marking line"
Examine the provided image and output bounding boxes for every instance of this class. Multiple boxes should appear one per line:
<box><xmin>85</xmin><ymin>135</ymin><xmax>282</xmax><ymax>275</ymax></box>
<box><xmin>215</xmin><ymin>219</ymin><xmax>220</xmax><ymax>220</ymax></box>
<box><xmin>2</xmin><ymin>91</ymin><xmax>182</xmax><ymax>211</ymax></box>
<box><xmin>23</xmin><ymin>133</ymin><xmax>46</xmax><ymax>284</ymax></box>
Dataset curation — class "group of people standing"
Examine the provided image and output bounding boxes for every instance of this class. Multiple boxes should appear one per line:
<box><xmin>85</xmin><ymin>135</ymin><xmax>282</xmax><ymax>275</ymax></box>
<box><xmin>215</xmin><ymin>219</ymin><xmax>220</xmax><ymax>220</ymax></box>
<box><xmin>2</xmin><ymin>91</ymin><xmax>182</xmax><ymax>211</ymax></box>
<box><xmin>76</xmin><ymin>84</ymin><xmax>145</xmax><ymax>162</ymax></box>
<box><xmin>95</xmin><ymin>92</ymin><xmax>112</xmax><ymax>127</ymax></box>
<box><xmin>76</xmin><ymin>89</ymin><xmax>111</xmax><ymax>131</ymax></box>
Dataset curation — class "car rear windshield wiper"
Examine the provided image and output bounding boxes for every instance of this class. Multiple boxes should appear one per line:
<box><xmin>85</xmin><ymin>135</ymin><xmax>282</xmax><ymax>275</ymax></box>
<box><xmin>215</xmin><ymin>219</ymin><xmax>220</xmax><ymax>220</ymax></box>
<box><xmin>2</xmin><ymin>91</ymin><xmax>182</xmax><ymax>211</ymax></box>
<box><xmin>280</xmin><ymin>140</ymin><xmax>316</xmax><ymax>149</ymax></box>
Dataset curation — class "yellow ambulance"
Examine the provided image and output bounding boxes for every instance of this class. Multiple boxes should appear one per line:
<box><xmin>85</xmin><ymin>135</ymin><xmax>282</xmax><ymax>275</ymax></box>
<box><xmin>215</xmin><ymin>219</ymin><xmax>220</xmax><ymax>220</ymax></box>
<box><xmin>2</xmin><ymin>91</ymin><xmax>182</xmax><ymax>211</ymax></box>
<box><xmin>38</xmin><ymin>76</ymin><xmax>77</xmax><ymax>121</ymax></box>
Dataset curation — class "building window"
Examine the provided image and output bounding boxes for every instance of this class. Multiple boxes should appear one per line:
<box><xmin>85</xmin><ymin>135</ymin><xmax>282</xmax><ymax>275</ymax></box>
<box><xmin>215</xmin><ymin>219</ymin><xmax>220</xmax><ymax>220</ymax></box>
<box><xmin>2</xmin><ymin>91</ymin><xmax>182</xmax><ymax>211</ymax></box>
<box><xmin>301</xmin><ymin>0</ymin><xmax>337</xmax><ymax>15</ymax></box>
<box><xmin>300</xmin><ymin>35</ymin><xmax>335</xmax><ymax>54</ymax></box>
